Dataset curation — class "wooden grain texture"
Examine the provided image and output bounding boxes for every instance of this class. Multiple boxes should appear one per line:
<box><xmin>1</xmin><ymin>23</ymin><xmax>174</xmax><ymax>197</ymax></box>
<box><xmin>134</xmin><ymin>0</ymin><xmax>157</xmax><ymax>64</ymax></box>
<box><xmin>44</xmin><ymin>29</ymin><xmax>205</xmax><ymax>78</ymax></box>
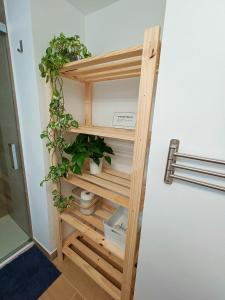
<box><xmin>68</xmin><ymin>125</ymin><xmax>135</xmax><ymax>141</ymax></box>
<box><xmin>60</xmin><ymin>213</ymin><xmax>124</xmax><ymax>260</ymax></box>
<box><xmin>61</xmin><ymin>45</ymin><xmax>142</xmax><ymax>72</ymax></box>
<box><xmin>64</xmin><ymin>176</ymin><xmax>129</xmax><ymax>208</ymax></box>
<box><xmin>63</xmin><ymin>246</ymin><xmax>121</xmax><ymax>300</ymax></box>
<box><xmin>84</xmin><ymin>82</ymin><xmax>92</xmax><ymax>126</ymax></box>
<box><xmin>86</xmin><ymin>72</ymin><xmax>140</xmax><ymax>83</ymax></box>
<box><xmin>79</xmin><ymin>234</ymin><xmax>123</xmax><ymax>271</ymax></box>
<box><xmin>68</xmin><ymin>233</ymin><xmax>123</xmax><ymax>287</ymax></box>
<box><xmin>121</xmin><ymin>26</ymin><xmax>160</xmax><ymax>300</ymax></box>
<box><xmin>76</xmin><ymin>172</ymin><xmax>130</xmax><ymax>197</ymax></box>
<box><xmin>78</xmin><ymin>66</ymin><xmax>141</xmax><ymax>80</ymax></box>
<box><xmin>68</xmin><ymin>57</ymin><xmax>142</xmax><ymax>76</ymax></box>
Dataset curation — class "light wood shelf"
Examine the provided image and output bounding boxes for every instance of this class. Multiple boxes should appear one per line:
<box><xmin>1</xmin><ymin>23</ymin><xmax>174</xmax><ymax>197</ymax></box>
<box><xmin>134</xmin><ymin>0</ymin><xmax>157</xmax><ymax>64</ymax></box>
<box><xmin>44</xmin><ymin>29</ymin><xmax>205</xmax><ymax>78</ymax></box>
<box><xmin>55</xmin><ymin>26</ymin><xmax>161</xmax><ymax>299</ymax></box>
<box><xmin>68</xmin><ymin>125</ymin><xmax>135</xmax><ymax>141</ymax></box>
<box><xmin>61</xmin><ymin>202</ymin><xmax>124</xmax><ymax>262</ymax></box>
<box><xmin>60</xmin><ymin>44</ymin><xmax>143</xmax><ymax>82</ymax></box>
<box><xmin>64</xmin><ymin>169</ymin><xmax>130</xmax><ymax>208</ymax></box>
<box><xmin>63</xmin><ymin>233</ymin><xmax>121</xmax><ymax>300</ymax></box>
<box><xmin>61</xmin><ymin>202</ymin><xmax>124</xmax><ymax>299</ymax></box>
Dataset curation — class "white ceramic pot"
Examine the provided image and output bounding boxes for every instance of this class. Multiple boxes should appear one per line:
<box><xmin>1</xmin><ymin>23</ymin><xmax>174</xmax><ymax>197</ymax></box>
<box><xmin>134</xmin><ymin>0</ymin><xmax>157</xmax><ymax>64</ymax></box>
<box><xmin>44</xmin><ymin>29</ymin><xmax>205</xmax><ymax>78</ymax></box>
<box><xmin>89</xmin><ymin>158</ymin><xmax>103</xmax><ymax>175</ymax></box>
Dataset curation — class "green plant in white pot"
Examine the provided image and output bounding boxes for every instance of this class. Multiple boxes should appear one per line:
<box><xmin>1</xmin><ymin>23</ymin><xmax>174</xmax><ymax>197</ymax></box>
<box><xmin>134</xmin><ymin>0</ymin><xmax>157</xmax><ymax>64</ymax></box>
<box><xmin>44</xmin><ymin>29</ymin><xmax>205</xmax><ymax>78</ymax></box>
<box><xmin>64</xmin><ymin>134</ymin><xmax>114</xmax><ymax>175</ymax></box>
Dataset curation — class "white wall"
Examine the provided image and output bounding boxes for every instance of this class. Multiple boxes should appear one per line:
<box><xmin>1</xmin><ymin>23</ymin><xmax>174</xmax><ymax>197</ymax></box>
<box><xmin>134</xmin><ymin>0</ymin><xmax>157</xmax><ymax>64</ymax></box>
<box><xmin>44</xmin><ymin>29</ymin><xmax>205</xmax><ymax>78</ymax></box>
<box><xmin>4</xmin><ymin>0</ymin><xmax>85</xmax><ymax>252</ymax></box>
<box><xmin>135</xmin><ymin>1</ymin><xmax>225</xmax><ymax>299</ymax></box>
<box><xmin>85</xmin><ymin>0</ymin><xmax>166</xmax><ymax>173</ymax></box>
<box><xmin>85</xmin><ymin>0</ymin><xmax>166</xmax><ymax>54</ymax></box>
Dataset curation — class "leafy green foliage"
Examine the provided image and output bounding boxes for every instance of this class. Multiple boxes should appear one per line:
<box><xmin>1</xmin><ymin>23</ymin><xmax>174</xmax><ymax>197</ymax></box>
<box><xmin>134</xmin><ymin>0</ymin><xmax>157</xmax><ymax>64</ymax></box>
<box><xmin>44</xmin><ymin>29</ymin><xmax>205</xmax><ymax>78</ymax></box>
<box><xmin>64</xmin><ymin>134</ymin><xmax>114</xmax><ymax>174</ymax></box>
<box><xmin>39</xmin><ymin>33</ymin><xmax>91</xmax><ymax>82</ymax></box>
<box><xmin>52</xmin><ymin>190</ymin><xmax>74</xmax><ymax>213</ymax></box>
<box><xmin>39</xmin><ymin>33</ymin><xmax>91</xmax><ymax>211</ymax></box>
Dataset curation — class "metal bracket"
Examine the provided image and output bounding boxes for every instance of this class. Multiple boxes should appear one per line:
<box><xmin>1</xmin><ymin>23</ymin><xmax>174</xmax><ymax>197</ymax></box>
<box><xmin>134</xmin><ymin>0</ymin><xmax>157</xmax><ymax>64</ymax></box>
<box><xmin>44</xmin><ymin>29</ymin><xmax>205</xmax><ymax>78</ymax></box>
<box><xmin>164</xmin><ymin>139</ymin><xmax>225</xmax><ymax>192</ymax></box>
<box><xmin>164</xmin><ymin>139</ymin><xmax>179</xmax><ymax>184</ymax></box>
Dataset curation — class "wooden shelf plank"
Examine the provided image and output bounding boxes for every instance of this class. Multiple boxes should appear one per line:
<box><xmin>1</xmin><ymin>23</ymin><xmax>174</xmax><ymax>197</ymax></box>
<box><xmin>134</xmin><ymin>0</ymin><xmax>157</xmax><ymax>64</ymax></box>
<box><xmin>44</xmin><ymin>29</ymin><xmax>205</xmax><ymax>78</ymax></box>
<box><xmin>64</xmin><ymin>203</ymin><xmax>123</xmax><ymax>269</ymax></box>
<box><xmin>76</xmin><ymin>172</ymin><xmax>130</xmax><ymax>197</ymax></box>
<box><xmin>87</xmin><ymin>72</ymin><xmax>140</xmax><ymax>82</ymax></box>
<box><xmin>68</xmin><ymin>125</ymin><xmax>135</xmax><ymax>141</ymax></box>
<box><xmin>67</xmin><ymin>56</ymin><xmax>142</xmax><ymax>76</ymax></box>
<box><xmin>103</xmin><ymin>167</ymin><xmax>131</xmax><ymax>181</ymax></box>
<box><xmin>77</xmin><ymin>65</ymin><xmax>141</xmax><ymax>80</ymax></box>
<box><xmin>96</xmin><ymin>172</ymin><xmax>130</xmax><ymax>188</ymax></box>
<box><xmin>67</xmin><ymin>233</ymin><xmax>123</xmax><ymax>287</ymax></box>
<box><xmin>64</xmin><ymin>173</ymin><xmax>129</xmax><ymax>208</ymax></box>
<box><xmin>63</xmin><ymin>242</ymin><xmax>121</xmax><ymax>300</ymax></box>
<box><xmin>60</xmin><ymin>44</ymin><xmax>142</xmax><ymax>72</ymax></box>
<box><xmin>66</xmin><ymin>206</ymin><xmax>105</xmax><ymax>232</ymax></box>
<box><xmin>60</xmin><ymin>211</ymin><xmax>124</xmax><ymax>260</ymax></box>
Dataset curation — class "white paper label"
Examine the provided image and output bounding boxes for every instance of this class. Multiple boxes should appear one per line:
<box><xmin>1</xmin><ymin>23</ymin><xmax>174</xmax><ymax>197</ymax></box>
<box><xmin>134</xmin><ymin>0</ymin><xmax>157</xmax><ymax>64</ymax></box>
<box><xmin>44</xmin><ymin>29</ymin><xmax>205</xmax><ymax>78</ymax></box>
<box><xmin>112</xmin><ymin>112</ymin><xmax>136</xmax><ymax>129</ymax></box>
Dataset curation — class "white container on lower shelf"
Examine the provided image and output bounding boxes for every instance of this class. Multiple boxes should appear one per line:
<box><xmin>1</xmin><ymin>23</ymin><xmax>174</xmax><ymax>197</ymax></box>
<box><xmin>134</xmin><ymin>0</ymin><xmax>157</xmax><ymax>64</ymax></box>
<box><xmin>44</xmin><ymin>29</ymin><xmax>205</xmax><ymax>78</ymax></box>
<box><xmin>104</xmin><ymin>207</ymin><xmax>142</xmax><ymax>250</ymax></box>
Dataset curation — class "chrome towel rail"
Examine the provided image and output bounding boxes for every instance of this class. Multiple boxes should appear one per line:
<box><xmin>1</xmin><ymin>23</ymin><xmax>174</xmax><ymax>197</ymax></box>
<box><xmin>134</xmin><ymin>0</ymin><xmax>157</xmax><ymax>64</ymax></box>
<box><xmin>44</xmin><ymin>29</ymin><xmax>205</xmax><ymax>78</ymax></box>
<box><xmin>164</xmin><ymin>139</ymin><xmax>225</xmax><ymax>192</ymax></box>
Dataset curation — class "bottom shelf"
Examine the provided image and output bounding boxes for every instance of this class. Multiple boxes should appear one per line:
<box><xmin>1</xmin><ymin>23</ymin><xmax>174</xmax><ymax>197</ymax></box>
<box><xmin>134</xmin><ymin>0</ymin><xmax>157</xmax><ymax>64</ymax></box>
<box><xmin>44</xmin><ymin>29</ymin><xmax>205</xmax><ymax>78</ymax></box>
<box><xmin>63</xmin><ymin>232</ymin><xmax>122</xmax><ymax>300</ymax></box>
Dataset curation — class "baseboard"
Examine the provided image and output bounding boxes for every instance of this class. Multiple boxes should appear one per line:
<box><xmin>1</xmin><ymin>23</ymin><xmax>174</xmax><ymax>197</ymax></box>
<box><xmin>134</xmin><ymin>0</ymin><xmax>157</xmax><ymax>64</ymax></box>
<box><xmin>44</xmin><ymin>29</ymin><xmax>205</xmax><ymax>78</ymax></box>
<box><xmin>33</xmin><ymin>239</ymin><xmax>57</xmax><ymax>260</ymax></box>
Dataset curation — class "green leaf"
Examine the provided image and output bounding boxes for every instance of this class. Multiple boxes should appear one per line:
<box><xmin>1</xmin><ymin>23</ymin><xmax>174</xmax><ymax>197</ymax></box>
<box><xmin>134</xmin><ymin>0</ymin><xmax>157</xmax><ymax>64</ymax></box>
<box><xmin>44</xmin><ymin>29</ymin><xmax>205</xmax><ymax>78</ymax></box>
<box><xmin>93</xmin><ymin>157</ymin><xmax>100</xmax><ymax>166</ymax></box>
<box><xmin>104</xmin><ymin>155</ymin><xmax>111</xmax><ymax>165</ymax></box>
<box><xmin>72</xmin><ymin>164</ymin><xmax>81</xmax><ymax>174</ymax></box>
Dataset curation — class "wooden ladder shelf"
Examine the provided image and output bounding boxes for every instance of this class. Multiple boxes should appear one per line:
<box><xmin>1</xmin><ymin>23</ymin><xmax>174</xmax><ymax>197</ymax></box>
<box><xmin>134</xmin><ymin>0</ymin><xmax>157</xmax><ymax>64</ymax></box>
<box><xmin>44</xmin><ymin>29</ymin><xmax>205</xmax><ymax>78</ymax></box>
<box><xmin>55</xmin><ymin>26</ymin><xmax>160</xmax><ymax>300</ymax></box>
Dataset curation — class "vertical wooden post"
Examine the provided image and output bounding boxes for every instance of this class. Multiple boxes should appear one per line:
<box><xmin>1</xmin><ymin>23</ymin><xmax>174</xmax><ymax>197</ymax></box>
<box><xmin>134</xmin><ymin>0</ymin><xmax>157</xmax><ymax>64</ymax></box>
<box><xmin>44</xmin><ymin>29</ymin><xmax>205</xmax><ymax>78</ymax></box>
<box><xmin>84</xmin><ymin>82</ymin><xmax>93</xmax><ymax>126</ymax></box>
<box><xmin>46</xmin><ymin>81</ymin><xmax>64</xmax><ymax>264</ymax></box>
<box><xmin>121</xmin><ymin>26</ymin><xmax>160</xmax><ymax>299</ymax></box>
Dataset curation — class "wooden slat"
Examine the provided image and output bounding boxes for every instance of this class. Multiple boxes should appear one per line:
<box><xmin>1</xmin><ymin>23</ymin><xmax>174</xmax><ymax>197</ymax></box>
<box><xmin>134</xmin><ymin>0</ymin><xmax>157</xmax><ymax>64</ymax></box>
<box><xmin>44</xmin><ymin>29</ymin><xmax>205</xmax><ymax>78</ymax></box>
<box><xmin>77</xmin><ymin>66</ymin><xmax>141</xmax><ymax>80</ymax></box>
<box><xmin>84</xmin><ymin>82</ymin><xmax>92</xmax><ymax>126</ymax></box>
<box><xmin>121</xmin><ymin>26</ymin><xmax>160</xmax><ymax>300</ymax></box>
<box><xmin>67</xmin><ymin>56</ymin><xmax>142</xmax><ymax>76</ymax></box>
<box><xmin>87</xmin><ymin>72</ymin><xmax>140</xmax><ymax>83</ymax></box>
<box><xmin>63</xmin><ymin>246</ymin><xmax>121</xmax><ymax>300</ymax></box>
<box><xmin>94</xmin><ymin>207</ymin><xmax>112</xmax><ymax>220</ymax></box>
<box><xmin>60</xmin><ymin>212</ymin><xmax>124</xmax><ymax>260</ymax></box>
<box><xmin>96</xmin><ymin>172</ymin><xmax>130</xmax><ymax>188</ymax></box>
<box><xmin>79</xmin><ymin>234</ymin><xmax>123</xmax><ymax>271</ymax></box>
<box><xmin>61</xmin><ymin>45</ymin><xmax>143</xmax><ymax>72</ymax></box>
<box><xmin>69</xmin><ymin>233</ymin><xmax>123</xmax><ymax>287</ymax></box>
<box><xmin>103</xmin><ymin>168</ymin><xmax>131</xmax><ymax>181</ymax></box>
<box><xmin>68</xmin><ymin>125</ymin><xmax>135</xmax><ymax>141</ymax></box>
<box><xmin>64</xmin><ymin>176</ymin><xmax>129</xmax><ymax>208</ymax></box>
<box><xmin>67</xmin><ymin>208</ymin><xmax>104</xmax><ymax>232</ymax></box>
<box><xmin>76</xmin><ymin>172</ymin><xmax>130</xmax><ymax>197</ymax></box>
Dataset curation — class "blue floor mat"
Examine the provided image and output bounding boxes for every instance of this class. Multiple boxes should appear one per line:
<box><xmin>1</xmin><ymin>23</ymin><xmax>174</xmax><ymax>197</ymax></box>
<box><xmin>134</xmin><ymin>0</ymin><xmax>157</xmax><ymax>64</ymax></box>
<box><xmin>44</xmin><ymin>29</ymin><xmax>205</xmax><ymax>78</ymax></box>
<box><xmin>0</xmin><ymin>245</ymin><xmax>61</xmax><ymax>300</ymax></box>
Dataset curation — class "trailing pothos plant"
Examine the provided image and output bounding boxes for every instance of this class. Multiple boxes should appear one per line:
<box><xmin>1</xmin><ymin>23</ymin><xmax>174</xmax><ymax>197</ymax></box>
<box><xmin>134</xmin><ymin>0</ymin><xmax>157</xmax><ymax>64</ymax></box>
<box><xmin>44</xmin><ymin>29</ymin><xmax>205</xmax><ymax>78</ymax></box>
<box><xmin>39</xmin><ymin>33</ymin><xmax>91</xmax><ymax>212</ymax></box>
<box><xmin>64</xmin><ymin>134</ymin><xmax>114</xmax><ymax>175</ymax></box>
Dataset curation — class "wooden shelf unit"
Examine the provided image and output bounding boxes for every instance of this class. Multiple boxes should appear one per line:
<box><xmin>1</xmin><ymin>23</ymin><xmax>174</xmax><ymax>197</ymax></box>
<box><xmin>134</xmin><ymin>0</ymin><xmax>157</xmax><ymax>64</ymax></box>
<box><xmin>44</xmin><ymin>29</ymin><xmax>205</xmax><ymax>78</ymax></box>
<box><xmin>60</xmin><ymin>45</ymin><xmax>142</xmax><ymax>83</ymax></box>
<box><xmin>61</xmin><ymin>202</ymin><xmax>124</xmax><ymax>299</ymax></box>
<box><xmin>68</xmin><ymin>125</ymin><xmax>135</xmax><ymax>141</ymax></box>
<box><xmin>55</xmin><ymin>26</ymin><xmax>160</xmax><ymax>300</ymax></box>
<box><xmin>64</xmin><ymin>168</ymin><xmax>130</xmax><ymax>208</ymax></box>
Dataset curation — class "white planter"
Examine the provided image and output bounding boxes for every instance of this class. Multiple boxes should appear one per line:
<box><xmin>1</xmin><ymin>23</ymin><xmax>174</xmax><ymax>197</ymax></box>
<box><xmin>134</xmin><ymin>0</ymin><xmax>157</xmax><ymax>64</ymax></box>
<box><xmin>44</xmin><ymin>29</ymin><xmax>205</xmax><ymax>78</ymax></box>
<box><xmin>89</xmin><ymin>158</ymin><xmax>103</xmax><ymax>175</ymax></box>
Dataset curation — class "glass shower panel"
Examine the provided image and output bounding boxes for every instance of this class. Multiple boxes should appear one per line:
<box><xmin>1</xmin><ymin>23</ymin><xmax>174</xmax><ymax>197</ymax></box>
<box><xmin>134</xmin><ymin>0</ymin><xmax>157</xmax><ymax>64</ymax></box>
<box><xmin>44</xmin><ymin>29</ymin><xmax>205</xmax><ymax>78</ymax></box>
<box><xmin>0</xmin><ymin>4</ymin><xmax>32</xmax><ymax>263</ymax></box>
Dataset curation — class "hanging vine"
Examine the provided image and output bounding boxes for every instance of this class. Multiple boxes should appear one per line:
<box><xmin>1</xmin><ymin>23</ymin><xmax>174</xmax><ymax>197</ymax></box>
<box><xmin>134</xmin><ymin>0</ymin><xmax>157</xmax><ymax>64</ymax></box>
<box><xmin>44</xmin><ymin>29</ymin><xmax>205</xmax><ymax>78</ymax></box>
<box><xmin>39</xmin><ymin>33</ymin><xmax>91</xmax><ymax>211</ymax></box>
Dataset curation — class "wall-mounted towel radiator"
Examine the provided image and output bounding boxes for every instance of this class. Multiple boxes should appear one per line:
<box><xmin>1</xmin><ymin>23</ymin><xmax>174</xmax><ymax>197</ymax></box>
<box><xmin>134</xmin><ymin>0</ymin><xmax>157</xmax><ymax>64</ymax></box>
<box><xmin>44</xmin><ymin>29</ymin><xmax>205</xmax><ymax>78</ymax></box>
<box><xmin>164</xmin><ymin>139</ymin><xmax>225</xmax><ymax>192</ymax></box>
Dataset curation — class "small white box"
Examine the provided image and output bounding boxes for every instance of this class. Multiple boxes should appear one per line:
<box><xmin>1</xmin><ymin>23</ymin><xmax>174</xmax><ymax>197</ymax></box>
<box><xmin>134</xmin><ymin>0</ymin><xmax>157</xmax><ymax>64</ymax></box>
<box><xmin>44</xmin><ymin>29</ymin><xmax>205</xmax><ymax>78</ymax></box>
<box><xmin>104</xmin><ymin>207</ymin><xmax>142</xmax><ymax>250</ymax></box>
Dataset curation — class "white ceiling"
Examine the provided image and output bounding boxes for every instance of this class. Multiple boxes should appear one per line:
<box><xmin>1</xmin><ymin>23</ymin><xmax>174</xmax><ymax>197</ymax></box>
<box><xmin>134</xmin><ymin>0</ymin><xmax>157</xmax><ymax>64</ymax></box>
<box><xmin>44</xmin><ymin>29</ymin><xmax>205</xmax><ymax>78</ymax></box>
<box><xmin>68</xmin><ymin>0</ymin><xmax>119</xmax><ymax>15</ymax></box>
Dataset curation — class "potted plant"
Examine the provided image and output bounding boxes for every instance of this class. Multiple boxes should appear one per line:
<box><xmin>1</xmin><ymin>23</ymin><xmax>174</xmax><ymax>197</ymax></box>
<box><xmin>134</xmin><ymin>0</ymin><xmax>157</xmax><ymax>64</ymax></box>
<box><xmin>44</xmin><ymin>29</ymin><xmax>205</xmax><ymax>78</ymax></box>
<box><xmin>64</xmin><ymin>134</ymin><xmax>114</xmax><ymax>175</ymax></box>
<box><xmin>39</xmin><ymin>33</ymin><xmax>91</xmax><ymax>211</ymax></box>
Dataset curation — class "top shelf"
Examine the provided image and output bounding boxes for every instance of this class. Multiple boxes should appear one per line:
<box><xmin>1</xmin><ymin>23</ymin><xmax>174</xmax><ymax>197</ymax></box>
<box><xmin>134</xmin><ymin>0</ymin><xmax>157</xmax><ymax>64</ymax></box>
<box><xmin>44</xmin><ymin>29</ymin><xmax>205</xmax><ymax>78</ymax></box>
<box><xmin>60</xmin><ymin>44</ymin><xmax>143</xmax><ymax>83</ymax></box>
